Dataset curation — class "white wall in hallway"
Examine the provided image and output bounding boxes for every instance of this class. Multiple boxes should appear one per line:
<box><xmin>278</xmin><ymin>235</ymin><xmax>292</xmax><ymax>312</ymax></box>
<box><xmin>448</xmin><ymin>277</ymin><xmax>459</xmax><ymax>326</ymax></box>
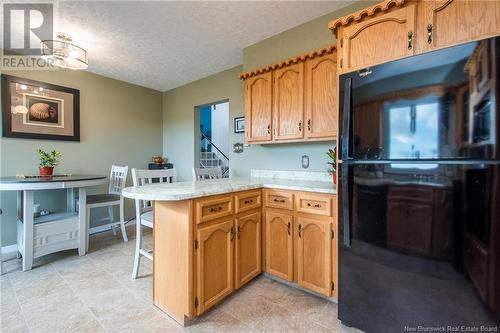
<box><xmin>211</xmin><ymin>102</ymin><xmax>229</xmax><ymax>160</ymax></box>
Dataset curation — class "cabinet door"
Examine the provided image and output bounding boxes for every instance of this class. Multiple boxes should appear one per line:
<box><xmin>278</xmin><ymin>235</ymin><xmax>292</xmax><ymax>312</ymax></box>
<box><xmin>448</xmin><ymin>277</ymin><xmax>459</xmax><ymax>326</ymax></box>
<box><xmin>422</xmin><ymin>0</ymin><xmax>500</xmax><ymax>53</ymax></box>
<box><xmin>304</xmin><ymin>53</ymin><xmax>337</xmax><ymax>140</ymax></box>
<box><xmin>235</xmin><ymin>211</ymin><xmax>262</xmax><ymax>289</ymax></box>
<box><xmin>244</xmin><ymin>72</ymin><xmax>273</xmax><ymax>143</ymax></box>
<box><xmin>196</xmin><ymin>219</ymin><xmax>234</xmax><ymax>315</ymax></box>
<box><xmin>265</xmin><ymin>211</ymin><xmax>293</xmax><ymax>281</ymax></box>
<box><xmin>387</xmin><ymin>202</ymin><xmax>433</xmax><ymax>256</ymax></box>
<box><xmin>296</xmin><ymin>216</ymin><xmax>332</xmax><ymax>296</ymax></box>
<box><xmin>273</xmin><ymin>63</ymin><xmax>304</xmax><ymax>140</ymax></box>
<box><xmin>339</xmin><ymin>4</ymin><xmax>416</xmax><ymax>73</ymax></box>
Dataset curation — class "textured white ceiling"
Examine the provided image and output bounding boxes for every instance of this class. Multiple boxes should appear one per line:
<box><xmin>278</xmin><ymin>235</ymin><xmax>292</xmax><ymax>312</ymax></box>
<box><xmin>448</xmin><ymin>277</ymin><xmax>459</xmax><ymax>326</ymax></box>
<box><xmin>47</xmin><ymin>1</ymin><xmax>353</xmax><ymax>91</ymax></box>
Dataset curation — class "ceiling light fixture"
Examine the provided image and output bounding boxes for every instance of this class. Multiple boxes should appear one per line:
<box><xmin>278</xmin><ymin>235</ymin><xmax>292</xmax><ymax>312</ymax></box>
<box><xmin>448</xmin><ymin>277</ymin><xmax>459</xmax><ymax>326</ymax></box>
<box><xmin>41</xmin><ymin>32</ymin><xmax>88</xmax><ymax>70</ymax></box>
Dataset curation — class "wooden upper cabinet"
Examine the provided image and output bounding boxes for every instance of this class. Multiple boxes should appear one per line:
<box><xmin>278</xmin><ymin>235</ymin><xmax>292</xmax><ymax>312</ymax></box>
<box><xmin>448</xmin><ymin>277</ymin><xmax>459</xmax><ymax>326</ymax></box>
<box><xmin>336</xmin><ymin>3</ymin><xmax>417</xmax><ymax>73</ymax></box>
<box><xmin>235</xmin><ymin>211</ymin><xmax>262</xmax><ymax>289</ymax></box>
<box><xmin>296</xmin><ymin>216</ymin><xmax>332</xmax><ymax>296</ymax></box>
<box><xmin>196</xmin><ymin>219</ymin><xmax>234</xmax><ymax>315</ymax></box>
<box><xmin>304</xmin><ymin>53</ymin><xmax>337</xmax><ymax>140</ymax></box>
<box><xmin>422</xmin><ymin>0</ymin><xmax>500</xmax><ymax>53</ymax></box>
<box><xmin>265</xmin><ymin>210</ymin><xmax>293</xmax><ymax>281</ymax></box>
<box><xmin>273</xmin><ymin>63</ymin><xmax>304</xmax><ymax>140</ymax></box>
<box><xmin>244</xmin><ymin>72</ymin><xmax>273</xmax><ymax>143</ymax></box>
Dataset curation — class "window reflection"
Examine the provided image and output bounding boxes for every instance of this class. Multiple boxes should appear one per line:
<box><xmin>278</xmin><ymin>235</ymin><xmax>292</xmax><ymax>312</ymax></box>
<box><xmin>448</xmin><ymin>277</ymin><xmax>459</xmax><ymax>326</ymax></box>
<box><xmin>389</xmin><ymin>100</ymin><xmax>439</xmax><ymax>169</ymax></box>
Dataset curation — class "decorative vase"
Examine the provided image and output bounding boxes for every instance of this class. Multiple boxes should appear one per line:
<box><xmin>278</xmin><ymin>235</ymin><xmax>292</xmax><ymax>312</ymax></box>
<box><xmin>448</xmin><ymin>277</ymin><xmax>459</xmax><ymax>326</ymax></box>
<box><xmin>39</xmin><ymin>166</ymin><xmax>54</xmax><ymax>176</ymax></box>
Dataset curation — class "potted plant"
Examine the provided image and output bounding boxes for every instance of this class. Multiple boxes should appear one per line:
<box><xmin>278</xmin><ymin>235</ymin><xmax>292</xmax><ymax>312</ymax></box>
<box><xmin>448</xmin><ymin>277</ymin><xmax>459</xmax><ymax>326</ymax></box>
<box><xmin>37</xmin><ymin>149</ymin><xmax>62</xmax><ymax>176</ymax></box>
<box><xmin>327</xmin><ymin>147</ymin><xmax>337</xmax><ymax>185</ymax></box>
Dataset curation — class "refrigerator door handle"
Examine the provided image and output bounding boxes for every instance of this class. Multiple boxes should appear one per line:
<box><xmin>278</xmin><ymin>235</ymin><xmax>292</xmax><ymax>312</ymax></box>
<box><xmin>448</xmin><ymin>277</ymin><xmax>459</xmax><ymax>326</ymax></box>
<box><xmin>341</xmin><ymin>162</ymin><xmax>351</xmax><ymax>247</ymax></box>
<box><xmin>341</xmin><ymin>77</ymin><xmax>352</xmax><ymax>162</ymax></box>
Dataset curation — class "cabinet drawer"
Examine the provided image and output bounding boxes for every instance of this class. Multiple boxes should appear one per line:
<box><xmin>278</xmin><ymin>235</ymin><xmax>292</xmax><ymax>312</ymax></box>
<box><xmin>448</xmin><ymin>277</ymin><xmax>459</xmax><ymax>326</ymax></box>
<box><xmin>264</xmin><ymin>190</ymin><xmax>294</xmax><ymax>210</ymax></box>
<box><xmin>195</xmin><ymin>195</ymin><xmax>233</xmax><ymax>224</ymax></box>
<box><xmin>295</xmin><ymin>193</ymin><xmax>334</xmax><ymax>217</ymax></box>
<box><xmin>235</xmin><ymin>190</ymin><xmax>261</xmax><ymax>213</ymax></box>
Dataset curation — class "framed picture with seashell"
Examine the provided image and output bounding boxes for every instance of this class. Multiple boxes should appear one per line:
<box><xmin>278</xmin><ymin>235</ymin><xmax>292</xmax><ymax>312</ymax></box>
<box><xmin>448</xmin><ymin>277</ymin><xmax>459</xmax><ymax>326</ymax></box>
<box><xmin>1</xmin><ymin>74</ymin><xmax>80</xmax><ymax>141</ymax></box>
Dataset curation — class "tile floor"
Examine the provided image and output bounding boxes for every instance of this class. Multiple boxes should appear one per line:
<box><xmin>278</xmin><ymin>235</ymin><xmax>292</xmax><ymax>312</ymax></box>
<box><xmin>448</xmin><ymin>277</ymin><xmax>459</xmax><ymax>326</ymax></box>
<box><xmin>1</xmin><ymin>225</ymin><xmax>361</xmax><ymax>333</ymax></box>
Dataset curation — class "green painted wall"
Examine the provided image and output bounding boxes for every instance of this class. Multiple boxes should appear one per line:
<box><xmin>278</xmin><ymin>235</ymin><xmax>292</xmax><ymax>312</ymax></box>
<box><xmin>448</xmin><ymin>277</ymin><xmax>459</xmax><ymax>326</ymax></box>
<box><xmin>163</xmin><ymin>1</ymin><xmax>374</xmax><ymax>181</ymax></box>
<box><xmin>0</xmin><ymin>69</ymin><xmax>163</xmax><ymax>246</ymax></box>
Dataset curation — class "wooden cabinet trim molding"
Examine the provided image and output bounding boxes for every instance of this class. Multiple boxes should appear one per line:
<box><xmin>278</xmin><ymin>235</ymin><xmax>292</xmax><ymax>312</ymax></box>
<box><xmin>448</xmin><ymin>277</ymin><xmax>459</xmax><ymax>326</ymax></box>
<box><xmin>239</xmin><ymin>44</ymin><xmax>336</xmax><ymax>80</ymax></box>
<box><xmin>328</xmin><ymin>0</ymin><xmax>407</xmax><ymax>36</ymax></box>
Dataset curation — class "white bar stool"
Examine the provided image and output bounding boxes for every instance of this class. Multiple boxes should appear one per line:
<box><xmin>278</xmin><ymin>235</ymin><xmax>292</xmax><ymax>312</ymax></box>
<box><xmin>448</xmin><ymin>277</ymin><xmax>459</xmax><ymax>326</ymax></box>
<box><xmin>192</xmin><ymin>166</ymin><xmax>222</xmax><ymax>181</ymax></box>
<box><xmin>131</xmin><ymin>168</ymin><xmax>176</xmax><ymax>279</ymax></box>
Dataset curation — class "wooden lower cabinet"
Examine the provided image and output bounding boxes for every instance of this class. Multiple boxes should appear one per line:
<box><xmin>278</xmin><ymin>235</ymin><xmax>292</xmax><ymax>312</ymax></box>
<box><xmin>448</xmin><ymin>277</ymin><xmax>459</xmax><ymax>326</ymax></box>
<box><xmin>235</xmin><ymin>211</ymin><xmax>262</xmax><ymax>289</ymax></box>
<box><xmin>265</xmin><ymin>210</ymin><xmax>294</xmax><ymax>281</ymax></box>
<box><xmin>196</xmin><ymin>218</ymin><xmax>234</xmax><ymax>315</ymax></box>
<box><xmin>296</xmin><ymin>216</ymin><xmax>332</xmax><ymax>296</ymax></box>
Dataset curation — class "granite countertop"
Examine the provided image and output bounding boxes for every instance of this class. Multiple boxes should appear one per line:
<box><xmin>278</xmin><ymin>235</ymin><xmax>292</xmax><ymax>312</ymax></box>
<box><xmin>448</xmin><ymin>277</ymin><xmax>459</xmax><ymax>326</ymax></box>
<box><xmin>122</xmin><ymin>177</ymin><xmax>336</xmax><ymax>201</ymax></box>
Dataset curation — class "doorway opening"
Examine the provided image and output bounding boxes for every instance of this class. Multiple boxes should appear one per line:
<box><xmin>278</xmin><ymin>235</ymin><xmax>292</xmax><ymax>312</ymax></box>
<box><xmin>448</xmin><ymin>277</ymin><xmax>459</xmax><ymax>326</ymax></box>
<box><xmin>196</xmin><ymin>101</ymin><xmax>229</xmax><ymax>178</ymax></box>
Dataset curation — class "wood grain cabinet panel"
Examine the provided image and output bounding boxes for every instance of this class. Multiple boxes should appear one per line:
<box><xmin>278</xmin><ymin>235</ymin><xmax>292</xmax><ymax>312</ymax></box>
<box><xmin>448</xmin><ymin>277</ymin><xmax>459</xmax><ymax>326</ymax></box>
<box><xmin>422</xmin><ymin>0</ymin><xmax>500</xmax><ymax>53</ymax></box>
<box><xmin>273</xmin><ymin>63</ymin><xmax>305</xmax><ymax>140</ymax></box>
<box><xmin>339</xmin><ymin>4</ymin><xmax>416</xmax><ymax>73</ymax></box>
<box><xmin>244</xmin><ymin>72</ymin><xmax>273</xmax><ymax>143</ymax></box>
<box><xmin>235</xmin><ymin>211</ymin><xmax>262</xmax><ymax>289</ymax></box>
<box><xmin>296</xmin><ymin>216</ymin><xmax>332</xmax><ymax>296</ymax></box>
<box><xmin>304</xmin><ymin>53</ymin><xmax>337</xmax><ymax>139</ymax></box>
<box><xmin>265</xmin><ymin>210</ymin><xmax>294</xmax><ymax>281</ymax></box>
<box><xmin>196</xmin><ymin>219</ymin><xmax>234</xmax><ymax>315</ymax></box>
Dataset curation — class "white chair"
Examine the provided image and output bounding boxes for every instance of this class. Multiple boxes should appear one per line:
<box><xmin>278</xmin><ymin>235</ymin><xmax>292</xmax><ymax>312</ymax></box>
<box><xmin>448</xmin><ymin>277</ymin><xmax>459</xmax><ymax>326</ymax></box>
<box><xmin>192</xmin><ymin>167</ymin><xmax>222</xmax><ymax>181</ymax></box>
<box><xmin>131</xmin><ymin>168</ymin><xmax>176</xmax><ymax>279</ymax></box>
<box><xmin>85</xmin><ymin>165</ymin><xmax>129</xmax><ymax>245</ymax></box>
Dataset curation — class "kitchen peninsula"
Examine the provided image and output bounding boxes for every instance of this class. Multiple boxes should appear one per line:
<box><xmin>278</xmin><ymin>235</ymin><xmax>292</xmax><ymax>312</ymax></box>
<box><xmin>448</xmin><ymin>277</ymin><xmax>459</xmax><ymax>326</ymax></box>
<box><xmin>122</xmin><ymin>171</ymin><xmax>337</xmax><ymax>326</ymax></box>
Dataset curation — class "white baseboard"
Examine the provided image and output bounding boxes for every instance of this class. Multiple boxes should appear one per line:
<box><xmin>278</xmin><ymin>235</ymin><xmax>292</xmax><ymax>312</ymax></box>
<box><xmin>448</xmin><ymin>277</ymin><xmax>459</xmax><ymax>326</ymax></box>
<box><xmin>1</xmin><ymin>244</ymin><xmax>18</xmax><ymax>261</ymax></box>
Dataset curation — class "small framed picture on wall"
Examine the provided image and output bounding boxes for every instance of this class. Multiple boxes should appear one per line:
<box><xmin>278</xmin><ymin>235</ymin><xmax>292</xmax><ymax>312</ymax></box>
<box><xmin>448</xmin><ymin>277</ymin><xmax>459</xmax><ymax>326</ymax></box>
<box><xmin>1</xmin><ymin>74</ymin><xmax>80</xmax><ymax>141</ymax></box>
<box><xmin>234</xmin><ymin>116</ymin><xmax>245</xmax><ymax>133</ymax></box>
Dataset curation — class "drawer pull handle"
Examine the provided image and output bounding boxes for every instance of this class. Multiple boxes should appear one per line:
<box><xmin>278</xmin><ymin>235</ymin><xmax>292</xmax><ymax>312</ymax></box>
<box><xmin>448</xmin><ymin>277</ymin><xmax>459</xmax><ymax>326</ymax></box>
<box><xmin>427</xmin><ymin>24</ymin><xmax>433</xmax><ymax>44</ymax></box>
<box><xmin>267</xmin><ymin>124</ymin><xmax>271</xmax><ymax>135</ymax></box>
<box><xmin>237</xmin><ymin>226</ymin><xmax>241</xmax><ymax>239</ymax></box>
<box><xmin>244</xmin><ymin>199</ymin><xmax>253</xmax><ymax>204</ymax></box>
<box><xmin>273</xmin><ymin>198</ymin><xmax>286</xmax><ymax>203</ymax></box>
<box><xmin>230</xmin><ymin>227</ymin><xmax>235</xmax><ymax>241</ymax></box>
<box><xmin>307</xmin><ymin>202</ymin><xmax>321</xmax><ymax>208</ymax></box>
<box><xmin>287</xmin><ymin>222</ymin><xmax>291</xmax><ymax>235</ymax></box>
<box><xmin>209</xmin><ymin>206</ymin><xmax>223</xmax><ymax>212</ymax></box>
<box><xmin>307</xmin><ymin>119</ymin><xmax>311</xmax><ymax>131</ymax></box>
<box><xmin>407</xmin><ymin>31</ymin><xmax>413</xmax><ymax>50</ymax></box>
<box><xmin>298</xmin><ymin>224</ymin><xmax>302</xmax><ymax>238</ymax></box>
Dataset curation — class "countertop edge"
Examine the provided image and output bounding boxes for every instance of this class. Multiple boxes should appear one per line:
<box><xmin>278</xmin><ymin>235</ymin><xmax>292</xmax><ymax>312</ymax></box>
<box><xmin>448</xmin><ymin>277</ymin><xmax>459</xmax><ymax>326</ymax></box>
<box><xmin>122</xmin><ymin>181</ymin><xmax>336</xmax><ymax>201</ymax></box>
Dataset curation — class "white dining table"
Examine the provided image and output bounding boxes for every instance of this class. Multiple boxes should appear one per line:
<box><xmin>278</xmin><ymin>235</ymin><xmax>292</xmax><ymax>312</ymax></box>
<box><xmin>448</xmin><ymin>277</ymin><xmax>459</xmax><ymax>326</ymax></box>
<box><xmin>0</xmin><ymin>175</ymin><xmax>107</xmax><ymax>272</ymax></box>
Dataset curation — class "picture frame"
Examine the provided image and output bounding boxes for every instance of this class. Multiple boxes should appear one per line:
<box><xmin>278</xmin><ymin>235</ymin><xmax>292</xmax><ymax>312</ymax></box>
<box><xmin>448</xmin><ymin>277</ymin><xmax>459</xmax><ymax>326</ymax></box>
<box><xmin>1</xmin><ymin>74</ymin><xmax>80</xmax><ymax>141</ymax></box>
<box><xmin>234</xmin><ymin>116</ymin><xmax>245</xmax><ymax>133</ymax></box>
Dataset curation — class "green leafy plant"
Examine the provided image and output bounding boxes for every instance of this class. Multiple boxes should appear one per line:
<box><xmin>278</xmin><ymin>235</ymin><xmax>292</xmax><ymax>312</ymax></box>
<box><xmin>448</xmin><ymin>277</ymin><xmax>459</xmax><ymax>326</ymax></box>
<box><xmin>327</xmin><ymin>147</ymin><xmax>336</xmax><ymax>175</ymax></box>
<box><xmin>37</xmin><ymin>149</ymin><xmax>62</xmax><ymax>167</ymax></box>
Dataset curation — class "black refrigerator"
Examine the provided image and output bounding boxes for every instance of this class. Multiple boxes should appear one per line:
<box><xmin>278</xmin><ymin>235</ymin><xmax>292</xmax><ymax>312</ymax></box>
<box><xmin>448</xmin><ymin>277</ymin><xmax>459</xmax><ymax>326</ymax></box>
<box><xmin>338</xmin><ymin>36</ymin><xmax>500</xmax><ymax>332</ymax></box>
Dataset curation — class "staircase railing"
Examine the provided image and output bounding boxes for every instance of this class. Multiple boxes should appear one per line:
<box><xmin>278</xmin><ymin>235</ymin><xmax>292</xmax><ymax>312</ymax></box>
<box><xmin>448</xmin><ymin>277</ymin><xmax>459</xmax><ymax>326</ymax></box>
<box><xmin>200</xmin><ymin>132</ymin><xmax>229</xmax><ymax>177</ymax></box>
